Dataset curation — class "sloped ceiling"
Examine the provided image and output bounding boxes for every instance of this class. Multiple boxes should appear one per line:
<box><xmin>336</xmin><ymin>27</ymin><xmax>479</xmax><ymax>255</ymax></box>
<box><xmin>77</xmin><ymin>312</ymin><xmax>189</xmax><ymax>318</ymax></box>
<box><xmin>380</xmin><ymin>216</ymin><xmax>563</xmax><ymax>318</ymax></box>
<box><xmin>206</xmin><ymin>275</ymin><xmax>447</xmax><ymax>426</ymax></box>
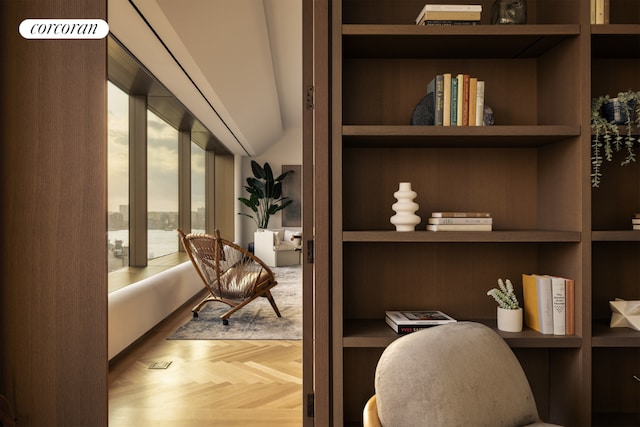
<box><xmin>108</xmin><ymin>0</ymin><xmax>301</xmax><ymax>156</ymax></box>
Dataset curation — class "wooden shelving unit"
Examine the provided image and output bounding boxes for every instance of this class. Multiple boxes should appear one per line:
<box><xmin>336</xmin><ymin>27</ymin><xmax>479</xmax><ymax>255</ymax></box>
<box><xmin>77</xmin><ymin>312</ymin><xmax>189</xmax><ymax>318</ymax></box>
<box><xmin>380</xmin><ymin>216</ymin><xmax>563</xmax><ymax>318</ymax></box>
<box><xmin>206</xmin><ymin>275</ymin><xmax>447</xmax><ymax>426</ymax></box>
<box><xmin>329</xmin><ymin>0</ymin><xmax>639</xmax><ymax>425</ymax></box>
<box><xmin>590</xmin><ymin>2</ymin><xmax>640</xmax><ymax>426</ymax></box>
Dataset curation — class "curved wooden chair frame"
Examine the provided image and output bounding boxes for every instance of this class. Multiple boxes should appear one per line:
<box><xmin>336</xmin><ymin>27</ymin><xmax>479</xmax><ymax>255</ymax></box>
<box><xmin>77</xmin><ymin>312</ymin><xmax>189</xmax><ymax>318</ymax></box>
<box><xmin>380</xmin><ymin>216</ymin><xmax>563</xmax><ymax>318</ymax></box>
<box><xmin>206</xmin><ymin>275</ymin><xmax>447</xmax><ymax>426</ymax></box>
<box><xmin>178</xmin><ymin>229</ymin><xmax>281</xmax><ymax>325</ymax></box>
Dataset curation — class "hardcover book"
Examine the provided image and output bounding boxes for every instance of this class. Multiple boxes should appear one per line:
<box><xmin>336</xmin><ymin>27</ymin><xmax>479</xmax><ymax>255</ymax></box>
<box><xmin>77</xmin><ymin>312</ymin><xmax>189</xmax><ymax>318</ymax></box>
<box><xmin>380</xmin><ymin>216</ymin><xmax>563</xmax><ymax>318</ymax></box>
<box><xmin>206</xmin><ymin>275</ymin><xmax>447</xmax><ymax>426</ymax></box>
<box><xmin>415</xmin><ymin>4</ymin><xmax>482</xmax><ymax>24</ymax></box>
<box><xmin>427</xmin><ymin>223</ymin><xmax>492</xmax><ymax>231</ymax></box>
<box><xmin>522</xmin><ymin>274</ymin><xmax>554</xmax><ymax>335</ymax></box>
<box><xmin>468</xmin><ymin>77</ymin><xmax>477</xmax><ymax>127</ymax></box>
<box><xmin>426</xmin><ymin>74</ymin><xmax>445</xmax><ymax>126</ymax></box>
<box><xmin>428</xmin><ymin>217</ymin><xmax>492</xmax><ymax>225</ymax></box>
<box><xmin>475</xmin><ymin>80</ymin><xmax>485</xmax><ymax>126</ymax></box>
<box><xmin>450</xmin><ymin>77</ymin><xmax>458</xmax><ymax>126</ymax></box>
<box><xmin>385</xmin><ymin>310</ymin><xmax>457</xmax><ymax>334</ymax></box>
<box><xmin>431</xmin><ymin>211</ymin><xmax>491</xmax><ymax>218</ymax></box>
<box><xmin>443</xmin><ymin>73</ymin><xmax>452</xmax><ymax>126</ymax></box>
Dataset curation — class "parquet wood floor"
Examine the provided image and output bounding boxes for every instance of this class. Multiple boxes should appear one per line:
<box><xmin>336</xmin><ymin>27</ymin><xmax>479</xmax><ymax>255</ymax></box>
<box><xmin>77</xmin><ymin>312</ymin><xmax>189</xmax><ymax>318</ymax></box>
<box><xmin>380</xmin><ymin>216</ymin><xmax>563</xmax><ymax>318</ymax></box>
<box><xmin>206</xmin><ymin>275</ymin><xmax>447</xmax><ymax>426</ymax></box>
<box><xmin>108</xmin><ymin>296</ymin><xmax>303</xmax><ymax>426</ymax></box>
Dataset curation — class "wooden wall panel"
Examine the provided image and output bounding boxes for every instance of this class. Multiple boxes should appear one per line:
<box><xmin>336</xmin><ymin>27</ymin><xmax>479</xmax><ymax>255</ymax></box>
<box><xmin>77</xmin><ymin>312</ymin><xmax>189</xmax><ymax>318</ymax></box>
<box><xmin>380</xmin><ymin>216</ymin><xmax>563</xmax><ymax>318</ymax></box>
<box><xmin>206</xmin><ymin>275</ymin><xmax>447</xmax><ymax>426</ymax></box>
<box><xmin>0</xmin><ymin>1</ymin><xmax>108</xmax><ymax>425</ymax></box>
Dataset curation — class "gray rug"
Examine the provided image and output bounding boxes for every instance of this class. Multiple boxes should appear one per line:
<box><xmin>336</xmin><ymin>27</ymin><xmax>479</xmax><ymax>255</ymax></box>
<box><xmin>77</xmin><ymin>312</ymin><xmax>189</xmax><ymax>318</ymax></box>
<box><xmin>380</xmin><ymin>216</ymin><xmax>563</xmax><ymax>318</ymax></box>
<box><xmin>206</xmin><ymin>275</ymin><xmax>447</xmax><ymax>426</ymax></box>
<box><xmin>167</xmin><ymin>265</ymin><xmax>302</xmax><ymax>340</ymax></box>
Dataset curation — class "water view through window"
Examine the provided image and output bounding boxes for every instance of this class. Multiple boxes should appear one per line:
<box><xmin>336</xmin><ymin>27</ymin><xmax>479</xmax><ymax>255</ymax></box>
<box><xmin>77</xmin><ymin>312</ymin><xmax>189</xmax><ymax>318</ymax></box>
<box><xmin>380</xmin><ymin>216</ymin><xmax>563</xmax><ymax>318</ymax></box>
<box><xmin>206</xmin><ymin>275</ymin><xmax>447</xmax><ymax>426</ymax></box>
<box><xmin>147</xmin><ymin>110</ymin><xmax>179</xmax><ymax>259</ymax></box>
<box><xmin>107</xmin><ymin>82</ymin><xmax>129</xmax><ymax>272</ymax></box>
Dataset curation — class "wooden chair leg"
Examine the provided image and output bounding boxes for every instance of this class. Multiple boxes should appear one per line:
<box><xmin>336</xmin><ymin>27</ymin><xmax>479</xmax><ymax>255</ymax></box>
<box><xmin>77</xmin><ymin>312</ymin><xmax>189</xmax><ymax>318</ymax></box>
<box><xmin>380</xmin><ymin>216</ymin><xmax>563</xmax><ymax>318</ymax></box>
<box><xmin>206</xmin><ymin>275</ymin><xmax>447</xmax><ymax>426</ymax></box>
<box><xmin>264</xmin><ymin>290</ymin><xmax>281</xmax><ymax>317</ymax></box>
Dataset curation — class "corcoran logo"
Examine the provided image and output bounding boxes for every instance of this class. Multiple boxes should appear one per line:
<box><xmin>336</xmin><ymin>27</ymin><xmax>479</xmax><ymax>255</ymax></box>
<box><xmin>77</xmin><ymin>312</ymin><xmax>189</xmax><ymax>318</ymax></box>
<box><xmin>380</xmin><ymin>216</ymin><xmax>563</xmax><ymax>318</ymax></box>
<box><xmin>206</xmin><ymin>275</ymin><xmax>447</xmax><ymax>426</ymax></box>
<box><xmin>19</xmin><ymin>19</ymin><xmax>109</xmax><ymax>39</ymax></box>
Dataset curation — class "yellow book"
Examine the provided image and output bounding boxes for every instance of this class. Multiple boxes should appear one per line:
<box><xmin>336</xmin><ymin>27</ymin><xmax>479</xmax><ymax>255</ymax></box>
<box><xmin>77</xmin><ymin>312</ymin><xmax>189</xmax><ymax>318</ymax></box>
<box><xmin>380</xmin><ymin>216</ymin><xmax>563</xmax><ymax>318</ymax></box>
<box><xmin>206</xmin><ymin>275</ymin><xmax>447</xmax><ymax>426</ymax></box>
<box><xmin>522</xmin><ymin>274</ymin><xmax>541</xmax><ymax>332</ymax></box>
<box><xmin>443</xmin><ymin>73</ymin><xmax>452</xmax><ymax>126</ymax></box>
<box><xmin>468</xmin><ymin>77</ymin><xmax>477</xmax><ymax>127</ymax></box>
<box><xmin>522</xmin><ymin>274</ymin><xmax>554</xmax><ymax>334</ymax></box>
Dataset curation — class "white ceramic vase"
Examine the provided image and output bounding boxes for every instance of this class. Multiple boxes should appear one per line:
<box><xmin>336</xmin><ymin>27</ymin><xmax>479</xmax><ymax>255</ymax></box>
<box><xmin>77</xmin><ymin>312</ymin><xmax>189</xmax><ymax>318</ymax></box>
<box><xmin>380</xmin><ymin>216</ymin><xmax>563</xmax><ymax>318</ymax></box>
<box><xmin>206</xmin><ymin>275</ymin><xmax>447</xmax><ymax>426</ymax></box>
<box><xmin>390</xmin><ymin>182</ymin><xmax>421</xmax><ymax>232</ymax></box>
<box><xmin>497</xmin><ymin>307</ymin><xmax>523</xmax><ymax>332</ymax></box>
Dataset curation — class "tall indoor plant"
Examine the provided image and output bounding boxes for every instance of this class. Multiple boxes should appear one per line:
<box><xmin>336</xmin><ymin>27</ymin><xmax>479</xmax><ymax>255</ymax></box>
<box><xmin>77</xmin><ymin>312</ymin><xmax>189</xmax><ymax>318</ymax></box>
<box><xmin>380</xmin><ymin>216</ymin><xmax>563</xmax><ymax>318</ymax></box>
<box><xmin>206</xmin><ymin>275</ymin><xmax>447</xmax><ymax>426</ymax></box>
<box><xmin>238</xmin><ymin>160</ymin><xmax>293</xmax><ymax>229</ymax></box>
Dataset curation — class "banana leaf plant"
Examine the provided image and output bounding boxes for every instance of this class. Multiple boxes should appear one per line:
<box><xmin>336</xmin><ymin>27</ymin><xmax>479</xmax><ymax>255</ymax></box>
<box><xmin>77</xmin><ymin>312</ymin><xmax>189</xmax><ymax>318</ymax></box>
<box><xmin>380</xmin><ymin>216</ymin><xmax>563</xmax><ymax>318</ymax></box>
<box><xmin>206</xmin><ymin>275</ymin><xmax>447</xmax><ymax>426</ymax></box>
<box><xmin>238</xmin><ymin>161</ymin><xmax>293</xmax><ymax>229</ymax></box>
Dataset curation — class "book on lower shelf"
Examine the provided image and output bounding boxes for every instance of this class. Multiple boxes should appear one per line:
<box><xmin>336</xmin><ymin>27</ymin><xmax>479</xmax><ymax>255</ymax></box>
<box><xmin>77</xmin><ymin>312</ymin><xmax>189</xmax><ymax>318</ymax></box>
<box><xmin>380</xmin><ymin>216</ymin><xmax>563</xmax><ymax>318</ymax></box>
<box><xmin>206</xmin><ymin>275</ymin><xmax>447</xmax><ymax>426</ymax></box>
<box><xmin>523</xmin><ymin>273</ymin><xmax>574</xmax><ymax>335</ymax></box>
<box><xmin>415</xmin><ymin>4</ymin><xmax>482</xmax><ymax>24</ymax></box>
<box><xmin>427</xmin><ymin>223</ymin><xmax>492</xmax><ymax>231</ymax></box>
<box><xmin>385</xmin><ymin>310</ymin><xmax>457</xmax><ymax>334</ymax></box>
<box><xmin>427</xmin><ymin>212</ymin><xmax>492</xmax><ymax>231</ymax></box>
<box><xmin>431</xmin><ymin>211</ymin><xmax>491</xmax><ymax>218</ymax></box>
<box><xmin>632</xmin><ymin>214</ymin><xmax>640</xmax><ymax>230</ymax></box>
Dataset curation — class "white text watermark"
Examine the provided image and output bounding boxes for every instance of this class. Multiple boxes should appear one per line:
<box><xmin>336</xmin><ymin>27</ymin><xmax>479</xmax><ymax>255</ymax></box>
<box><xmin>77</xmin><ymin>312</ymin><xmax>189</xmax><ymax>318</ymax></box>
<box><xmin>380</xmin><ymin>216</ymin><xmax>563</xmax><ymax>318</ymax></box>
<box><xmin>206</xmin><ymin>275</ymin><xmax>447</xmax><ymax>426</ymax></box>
<box><xmin>19</xmin><ymin>19</ymin><xmax>109</xmax><ymax>39</ymax></box>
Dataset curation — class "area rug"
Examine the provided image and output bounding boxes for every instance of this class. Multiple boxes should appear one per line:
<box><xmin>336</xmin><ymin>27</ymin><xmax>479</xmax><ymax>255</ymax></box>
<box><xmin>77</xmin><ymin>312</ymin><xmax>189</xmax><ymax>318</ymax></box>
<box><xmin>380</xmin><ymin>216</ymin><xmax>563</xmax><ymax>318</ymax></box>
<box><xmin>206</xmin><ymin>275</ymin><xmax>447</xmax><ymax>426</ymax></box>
<box><xmin>167</xmin><ymin>265</ymin><xmax>302</xmax><ymax>340</ymax></box>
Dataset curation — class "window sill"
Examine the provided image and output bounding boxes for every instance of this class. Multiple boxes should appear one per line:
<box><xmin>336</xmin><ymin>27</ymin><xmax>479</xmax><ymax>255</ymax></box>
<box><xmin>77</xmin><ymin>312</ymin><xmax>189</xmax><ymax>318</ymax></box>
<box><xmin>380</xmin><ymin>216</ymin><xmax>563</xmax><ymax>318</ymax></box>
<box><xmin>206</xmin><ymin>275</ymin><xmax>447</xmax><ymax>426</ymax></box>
<box><xmin>108</xmin><ymin>252</ymin><xmax>190</xmax><ymax>293</ymax></box>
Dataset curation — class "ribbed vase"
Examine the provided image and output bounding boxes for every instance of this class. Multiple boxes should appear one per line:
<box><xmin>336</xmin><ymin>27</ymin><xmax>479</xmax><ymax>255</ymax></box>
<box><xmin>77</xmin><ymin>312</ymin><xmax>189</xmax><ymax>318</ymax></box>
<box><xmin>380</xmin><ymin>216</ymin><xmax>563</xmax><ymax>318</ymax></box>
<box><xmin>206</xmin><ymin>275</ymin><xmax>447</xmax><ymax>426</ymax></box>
<box><xmin>390</xmin><ymin>182</ymin><xmax>421</xmax><ymax>232</ymax></box>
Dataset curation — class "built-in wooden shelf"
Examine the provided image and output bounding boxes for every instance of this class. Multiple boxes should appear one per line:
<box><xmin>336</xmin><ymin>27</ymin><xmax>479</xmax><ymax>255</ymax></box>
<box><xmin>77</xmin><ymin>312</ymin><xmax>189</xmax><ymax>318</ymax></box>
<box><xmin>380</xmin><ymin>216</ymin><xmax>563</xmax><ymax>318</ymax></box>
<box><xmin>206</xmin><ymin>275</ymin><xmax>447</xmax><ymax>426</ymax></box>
<box><xmin>342</xmin><ymin>24</ymin><xmax>580</xmax><ymax>59</ymax></box>
<box><xmin>343</xmin><ymin>230</ymin><xmax>581</xmax><ymax>243</ymax></box>
<box><xmin>592</xmin><ymin>230</ymin><xmax>640</xmax><ymax>241</ymax></box>
<box><xmin>591</xmin><ymin>25</ymin><xmax>640</xmax><ymax>58</ymax></box>
<box><xmin>343</xmin><ymin>319</ymin><xmax>582</xmax><ymax>349</ymax></box>
<box><xmin>592</xmin><ymin>320</ymin><xmax>640</xmax><ymax>347</ymax></box>
<box><xmin>342</xmin><ymin>125</ymin><xmax>580</xmax><ymax>147</ymax></box>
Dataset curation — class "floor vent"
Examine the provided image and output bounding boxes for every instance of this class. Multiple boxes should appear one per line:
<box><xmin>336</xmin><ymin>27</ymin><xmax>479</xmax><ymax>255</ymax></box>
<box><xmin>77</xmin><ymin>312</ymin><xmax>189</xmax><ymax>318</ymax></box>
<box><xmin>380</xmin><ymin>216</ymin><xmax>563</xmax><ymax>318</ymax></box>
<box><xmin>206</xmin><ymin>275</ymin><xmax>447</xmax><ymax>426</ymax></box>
<box><xmin>148</xmin><ymin>361</ymin><xmax>172</xmax><ymax>369</ymax></box>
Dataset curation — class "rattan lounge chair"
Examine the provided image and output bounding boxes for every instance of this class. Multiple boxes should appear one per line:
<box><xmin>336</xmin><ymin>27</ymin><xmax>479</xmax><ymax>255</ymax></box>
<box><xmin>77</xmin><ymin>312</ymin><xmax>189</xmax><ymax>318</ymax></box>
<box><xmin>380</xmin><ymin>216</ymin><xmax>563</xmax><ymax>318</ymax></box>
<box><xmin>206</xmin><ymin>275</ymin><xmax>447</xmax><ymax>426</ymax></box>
<box><xmin>178</xmin><ymin>229</ymin><xmax>281</xmax><ymax>325</ymax></box>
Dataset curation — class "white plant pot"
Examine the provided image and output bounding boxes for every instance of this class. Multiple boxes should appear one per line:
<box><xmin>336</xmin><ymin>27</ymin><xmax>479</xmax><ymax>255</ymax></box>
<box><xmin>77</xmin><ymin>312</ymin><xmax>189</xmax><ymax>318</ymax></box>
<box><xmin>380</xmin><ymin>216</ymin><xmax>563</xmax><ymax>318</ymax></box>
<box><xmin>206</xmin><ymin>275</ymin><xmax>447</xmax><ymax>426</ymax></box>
<box><xmin>497</xmin><ymin>307</ymin><xmax>523</xmax><ymax>332</ymax></box>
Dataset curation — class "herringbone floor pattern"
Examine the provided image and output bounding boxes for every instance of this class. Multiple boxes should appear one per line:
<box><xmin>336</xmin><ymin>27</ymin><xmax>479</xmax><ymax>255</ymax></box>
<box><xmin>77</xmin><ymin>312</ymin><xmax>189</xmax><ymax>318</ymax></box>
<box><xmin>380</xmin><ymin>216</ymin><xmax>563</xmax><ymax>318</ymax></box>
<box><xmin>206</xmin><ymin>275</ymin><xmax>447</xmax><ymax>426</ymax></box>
<box><xmin>109</xmin><ymin>300</ymin><xmax>303</xmax><ymax>426</ymax></box>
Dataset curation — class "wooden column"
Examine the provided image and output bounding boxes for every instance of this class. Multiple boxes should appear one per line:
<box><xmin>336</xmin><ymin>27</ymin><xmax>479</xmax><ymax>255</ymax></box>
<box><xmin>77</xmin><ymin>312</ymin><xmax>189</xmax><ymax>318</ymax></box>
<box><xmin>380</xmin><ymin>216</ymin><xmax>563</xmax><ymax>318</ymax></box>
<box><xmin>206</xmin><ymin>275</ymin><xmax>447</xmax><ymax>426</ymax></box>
<box><xmin>0</xmin><ymin>1</ymin><xmax>108</xmax><ymax>425</ymax></box>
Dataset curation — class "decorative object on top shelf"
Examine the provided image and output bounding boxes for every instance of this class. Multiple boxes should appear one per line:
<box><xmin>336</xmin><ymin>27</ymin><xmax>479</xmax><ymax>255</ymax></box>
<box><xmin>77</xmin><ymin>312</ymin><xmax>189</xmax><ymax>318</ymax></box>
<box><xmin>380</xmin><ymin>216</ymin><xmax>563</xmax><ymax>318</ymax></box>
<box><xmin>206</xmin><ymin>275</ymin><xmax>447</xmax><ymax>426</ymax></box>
<box><xmin>390</xmin><ymin>182</ymin><xmax>421</xmax><ymax>232</ymax></box>
<box><xmin>487</xmin><ymin>278</ymin><xmax>523</xmax><ymax>332</ymax></box>
<box><xmin>238</xmin><ymin>160</ymin><xmax>293</xmax><ymax>229</ymax></box>
<box><xmin>609</xmin><ymin>299</ymin><xmax>640</xmax><ymax>331</ymax></box>
<box><xmin>591</xmin><ymin>90</ymin><xmax>640</xmax><ymax>187</ymax></box>
<box><xmin>491</xmin><ymin>0</ymin><xmax>527</xmax><ymax>24</ymax></box>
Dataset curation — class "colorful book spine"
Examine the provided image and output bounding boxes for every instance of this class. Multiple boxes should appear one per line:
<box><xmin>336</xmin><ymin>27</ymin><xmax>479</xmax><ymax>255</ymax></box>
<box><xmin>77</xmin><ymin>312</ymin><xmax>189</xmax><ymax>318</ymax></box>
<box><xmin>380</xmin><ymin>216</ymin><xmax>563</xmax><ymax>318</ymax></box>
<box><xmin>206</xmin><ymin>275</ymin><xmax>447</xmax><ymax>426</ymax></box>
<box><xmin>475</xmin><ymin>80</ymin><xmax>485</xmax><ymax>126</ymax></box>
<box><xmin>565</xmin><ymin>278</ymin><xmax>575</xmax><ymax>335</ymax></box>
<box><xmin>462</xmin><ymin>74</ymin><xmax>470</xmax><ymax>125</ymax></box>
<box><xmin>443</xmin><ymin>73</ymin><xmax>452</xmax><ymax>126</ymax></box>
<box><xmin>468</xmin><ymin>77</ymin><xmax>477</xmax><ymax>127</ymax></box>
<box><xmin>450</xmin><ymin>76</ymin><xmax>458</xmax><ymax>126</ymax></box>
<box><xmin>549</xmin><ymin>276</ymin><xmax>566</xmax><ymax>335</ymax></box>
<box><xmin>435</xmin><ymin>74</ymin><xmax>444</xmax><ymax>126</ymax></box>
<box><xmin>456</xmin><ymin>73</ymin><xmax>464</xmax><ymax>127</ymax></box>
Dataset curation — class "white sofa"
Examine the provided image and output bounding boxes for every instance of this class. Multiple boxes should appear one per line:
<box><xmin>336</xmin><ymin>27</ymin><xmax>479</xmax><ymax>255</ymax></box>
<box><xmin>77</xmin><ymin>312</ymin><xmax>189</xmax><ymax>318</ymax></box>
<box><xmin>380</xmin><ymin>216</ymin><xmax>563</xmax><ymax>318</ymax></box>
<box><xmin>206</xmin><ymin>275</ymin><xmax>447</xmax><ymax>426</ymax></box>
<box><xmin>254</xmin><ymin>228</ymin><xmax>302</xmax><ymax>267</ymax></box>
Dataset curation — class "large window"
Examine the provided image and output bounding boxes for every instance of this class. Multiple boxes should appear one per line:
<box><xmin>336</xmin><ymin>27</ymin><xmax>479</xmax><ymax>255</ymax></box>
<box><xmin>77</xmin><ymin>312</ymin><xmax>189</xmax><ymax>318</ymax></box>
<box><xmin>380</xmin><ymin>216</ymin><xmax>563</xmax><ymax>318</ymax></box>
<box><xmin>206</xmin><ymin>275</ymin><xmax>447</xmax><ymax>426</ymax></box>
<box><xmin>107</xmin><ymin>82</ymin><xmax>129</xmax><ymax>273</ymax></box>
<box><xmin>147</xmin><ymin>110</ymin><xmax>179</xmax><ymax>259</ymax></box>
<box><xmin>191</xmin><ymin>142</ymin><xmax>206</xmax><ymax>233</ymax></box>
<box><xmin>107</xmin><ymin>36</ymin><xmax>232</xmax><ymax>291</ymax></box>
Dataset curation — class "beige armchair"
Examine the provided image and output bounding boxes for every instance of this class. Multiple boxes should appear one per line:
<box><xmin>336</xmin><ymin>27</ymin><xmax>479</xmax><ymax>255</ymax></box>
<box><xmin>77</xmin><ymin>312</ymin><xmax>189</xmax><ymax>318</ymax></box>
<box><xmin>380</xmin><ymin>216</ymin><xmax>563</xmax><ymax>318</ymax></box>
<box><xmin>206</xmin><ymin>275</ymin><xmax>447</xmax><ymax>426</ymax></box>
<box><xmin>253</xmin><ymin>228</ymin><xmax>301</xmax><ymax>267</ymax></box>
<box><xmin>364</xmin><ymin>322</ymin><xmax>563</xmax><ymax>427</ymax></box>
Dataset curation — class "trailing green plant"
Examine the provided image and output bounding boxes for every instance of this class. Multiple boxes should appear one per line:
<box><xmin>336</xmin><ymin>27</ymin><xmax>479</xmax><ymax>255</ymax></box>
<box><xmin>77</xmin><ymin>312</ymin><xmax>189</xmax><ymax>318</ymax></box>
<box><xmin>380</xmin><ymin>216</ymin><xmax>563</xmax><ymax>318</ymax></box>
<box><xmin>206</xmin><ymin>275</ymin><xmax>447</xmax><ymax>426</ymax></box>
<box><xmin>591</xmin><ymin>90</ymin><xmax>640</xmax><ymax>187</ymax></box>
<box><xmin>238</xmin><ymin>160</ymin><xmax>293</xmax><ymax>229</ymax></box>
<box><xmin>487</xmin><ymin>278</ymin><xmax>519</xmax><ymax>310</ymax></box>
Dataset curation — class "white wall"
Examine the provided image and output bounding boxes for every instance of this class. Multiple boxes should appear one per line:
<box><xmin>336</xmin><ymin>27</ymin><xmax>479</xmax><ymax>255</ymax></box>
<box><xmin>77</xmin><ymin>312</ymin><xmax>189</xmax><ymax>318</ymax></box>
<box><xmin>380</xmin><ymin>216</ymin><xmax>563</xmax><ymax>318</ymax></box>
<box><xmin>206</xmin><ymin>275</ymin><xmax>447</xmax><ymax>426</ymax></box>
<box><xmin>237</xmin><ymin>127</ymin><xmax>303</xmax><ymax>247</ymax></box>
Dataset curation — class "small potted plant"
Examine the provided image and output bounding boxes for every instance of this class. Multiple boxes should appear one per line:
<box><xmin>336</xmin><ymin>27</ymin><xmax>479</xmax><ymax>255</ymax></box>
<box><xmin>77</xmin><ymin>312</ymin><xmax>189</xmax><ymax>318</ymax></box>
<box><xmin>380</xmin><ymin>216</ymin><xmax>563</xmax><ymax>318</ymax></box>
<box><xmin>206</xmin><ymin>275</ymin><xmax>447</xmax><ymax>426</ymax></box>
<box><xmin>487</xmin><ymin>278</ymin><xmax>523</xmax><ymax>332</ymax></box>
<box><xmin>591</xmin><ymin>90</ymin><xmax>640</xmax><ymax>187</ymax></box>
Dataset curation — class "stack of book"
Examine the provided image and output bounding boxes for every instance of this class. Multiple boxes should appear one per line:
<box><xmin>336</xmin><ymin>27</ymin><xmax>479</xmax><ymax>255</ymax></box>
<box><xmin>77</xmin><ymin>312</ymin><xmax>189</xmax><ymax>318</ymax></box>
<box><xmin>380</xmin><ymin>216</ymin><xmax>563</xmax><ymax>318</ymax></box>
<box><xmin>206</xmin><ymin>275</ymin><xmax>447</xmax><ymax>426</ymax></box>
<box><xmin>522</xmin><ymin>274</ymin><xmax>575</xmax><ymax>336</ymax></box>
<box><xmin>415</xmin><ymin>4</ymin><xmax>482</xmax><ymax>26</ymax></box>
<box><xmin>427</xmin><ymin>212</ymin><xmax>492</xmax><ymax>231</ymax></box>
<box><xmin>425</xmin><ymin>73</ymin><xmax>485</xmax><ymax>126</ymax></box>
<box><xmin>633</xmin><ymin>213</ymin><xmax>640</xmax><ymax>230</ymax></box>
<box><xmin>385</xmin><ymin>310</ymin><xmax>457</xmax><ymax>334</ymax></box>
